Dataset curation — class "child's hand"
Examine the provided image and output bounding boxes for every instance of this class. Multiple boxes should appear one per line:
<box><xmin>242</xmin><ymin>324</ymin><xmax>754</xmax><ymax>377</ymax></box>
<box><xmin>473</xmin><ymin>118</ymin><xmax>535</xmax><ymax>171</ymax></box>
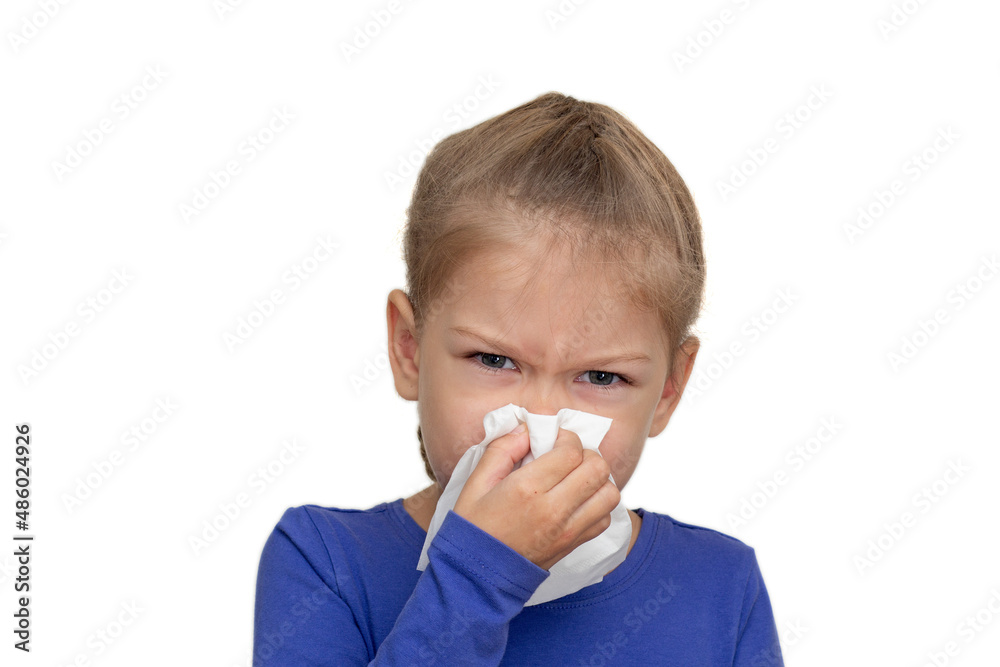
<box><xmin>452</xmin><ymin>424</ymin><xmax>620</xmax><ymax>571</ymax></box>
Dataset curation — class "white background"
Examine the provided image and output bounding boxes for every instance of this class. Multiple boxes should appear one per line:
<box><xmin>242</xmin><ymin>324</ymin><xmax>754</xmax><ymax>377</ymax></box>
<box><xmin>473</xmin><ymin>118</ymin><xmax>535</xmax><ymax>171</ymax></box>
<box><xmin>2</xmin><ymin>1</ymin><xmax>998</xmax><ymax>665</ymax></box>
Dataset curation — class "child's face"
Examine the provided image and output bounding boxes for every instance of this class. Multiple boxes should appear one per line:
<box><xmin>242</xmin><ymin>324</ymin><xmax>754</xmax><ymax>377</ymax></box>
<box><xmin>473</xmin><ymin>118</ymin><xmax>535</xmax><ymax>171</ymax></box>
<box><xmin>387</xmin><ymin>238</ymin><xmax>699</xmax><ymax>492</ymax></box>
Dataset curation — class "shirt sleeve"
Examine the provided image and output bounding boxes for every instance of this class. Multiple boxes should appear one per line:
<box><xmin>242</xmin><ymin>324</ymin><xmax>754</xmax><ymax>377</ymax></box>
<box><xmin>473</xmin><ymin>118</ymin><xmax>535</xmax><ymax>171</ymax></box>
<box><xmin>731</xmin><ymin>549</ymin><xmax>784</xmax><ymax>667</ymax></box>
<box><xmin>253</xmin><ymin>508</ymin><xmax>550</xmax><ymax>666</ymax></box>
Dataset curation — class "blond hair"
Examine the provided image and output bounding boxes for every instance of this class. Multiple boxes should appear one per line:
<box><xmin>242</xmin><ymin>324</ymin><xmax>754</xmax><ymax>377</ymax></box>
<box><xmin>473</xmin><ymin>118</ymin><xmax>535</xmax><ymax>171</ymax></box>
<box><xmin>399</xmin><ymin>92</ymin><xmax>706</xmax><ymax>482</ymax></box>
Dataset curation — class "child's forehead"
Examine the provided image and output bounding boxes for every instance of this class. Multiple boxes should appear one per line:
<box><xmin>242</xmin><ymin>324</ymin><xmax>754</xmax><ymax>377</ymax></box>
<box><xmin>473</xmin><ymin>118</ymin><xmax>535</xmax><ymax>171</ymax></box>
<box><xmin>458</xmin><ymin>238</ymin><xmax>629</xmax><ymax>291</ymax></box>
<box><xmin>431</xmin><ymin>237</ymin><xmax>666</xmax><ymax>346</ymax></box>
<box><xmin>455</xmin><ymin>241</ymin><xmax>646</xmax><ymax>311</ymax></box>
<box><xmin>442</xmin><ymin>265</ymin><xmax>660</xmax><ymax>351</ymax></box>
<box><xmin>456</xmin><ymin>254</ymin><xmax>625</xmax><ymax>315</ymax></box>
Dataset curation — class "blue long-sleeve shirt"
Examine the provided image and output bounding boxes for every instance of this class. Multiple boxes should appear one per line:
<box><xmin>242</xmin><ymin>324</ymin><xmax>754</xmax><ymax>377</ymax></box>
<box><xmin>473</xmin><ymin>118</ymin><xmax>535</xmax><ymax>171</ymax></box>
<box><xmin>252</xmin><ymin>498</ymin><xmax>783</xmax><ymax>665</ymax></box>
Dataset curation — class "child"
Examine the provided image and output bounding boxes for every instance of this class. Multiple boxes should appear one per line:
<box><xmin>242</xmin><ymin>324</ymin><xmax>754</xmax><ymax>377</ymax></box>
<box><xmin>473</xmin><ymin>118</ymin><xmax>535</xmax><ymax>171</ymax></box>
<box><xmin>253</xmin><ymin>92</ymin><xmax>784</xmax><ymax>665</ymax></box>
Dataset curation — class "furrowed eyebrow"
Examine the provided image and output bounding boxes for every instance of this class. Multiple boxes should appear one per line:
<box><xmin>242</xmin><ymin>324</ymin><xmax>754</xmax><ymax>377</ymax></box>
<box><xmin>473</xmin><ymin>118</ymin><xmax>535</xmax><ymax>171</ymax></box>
<box><xmin>449</xmin><ymin>326</ymin><xmax>652</xmax><ymax>367</ymax></box>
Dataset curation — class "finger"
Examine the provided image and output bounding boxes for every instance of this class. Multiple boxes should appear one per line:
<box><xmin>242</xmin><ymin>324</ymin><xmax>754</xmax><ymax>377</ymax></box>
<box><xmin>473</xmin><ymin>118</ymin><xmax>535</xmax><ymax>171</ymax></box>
<box><xmin>552</xmin><ymin>453</ymin><xmax>620</xmax><ymax>527</ymax></box>
<box><xmin>462</xmin><ymin>425</ymin><xmax>531</xmax><ymax>495</ymax></box>
<box><xmin>516</xmin><ymin>427</ymin><xmax>586</xmax><ymax>493</ymax></box>
<box><xmin>539</xmin><ymin>481</ymin><xmax>618</xmax><ymax>566</ymax></box>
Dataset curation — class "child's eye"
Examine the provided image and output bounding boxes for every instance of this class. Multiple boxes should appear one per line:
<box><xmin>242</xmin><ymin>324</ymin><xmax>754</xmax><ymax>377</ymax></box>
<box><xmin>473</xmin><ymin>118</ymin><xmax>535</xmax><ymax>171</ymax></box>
<box><xmin>580</xmin><ymin>370</ymin><xmax>627</xmax><ymax>391</ymax></box>
<box><xmin>468</xmin><ymin>352</ymin><xmax>631</xmax><ymax>393</ymax></box>
<box><xmin>473</xmin><ymin>352</ymin><xmax>516</xmax><ymax>373</ymax></box>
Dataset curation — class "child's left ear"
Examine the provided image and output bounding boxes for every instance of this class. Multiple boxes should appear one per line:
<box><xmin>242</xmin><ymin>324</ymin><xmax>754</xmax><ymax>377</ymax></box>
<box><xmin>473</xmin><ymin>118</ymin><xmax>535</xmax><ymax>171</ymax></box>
<box><xmin>648</xmin><ymin>337</ymin><xmax>700</xmax><ymax>438</ymax></box>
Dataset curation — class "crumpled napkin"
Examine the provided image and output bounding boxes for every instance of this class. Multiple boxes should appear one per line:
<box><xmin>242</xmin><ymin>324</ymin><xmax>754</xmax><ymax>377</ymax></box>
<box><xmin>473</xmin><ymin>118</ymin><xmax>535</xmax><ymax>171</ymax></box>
<box><xmin>416</xmin><ymin>403</ymin><xmax>632</xmax><ymax>606</ymax></box>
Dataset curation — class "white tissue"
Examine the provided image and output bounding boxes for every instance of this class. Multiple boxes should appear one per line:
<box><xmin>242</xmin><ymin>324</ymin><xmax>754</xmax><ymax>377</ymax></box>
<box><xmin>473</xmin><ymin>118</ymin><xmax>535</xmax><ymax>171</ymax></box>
<box><xmin>415</xmin><ymin>403</ymin><xmax>632</xmax><ymax>606</ymax></box>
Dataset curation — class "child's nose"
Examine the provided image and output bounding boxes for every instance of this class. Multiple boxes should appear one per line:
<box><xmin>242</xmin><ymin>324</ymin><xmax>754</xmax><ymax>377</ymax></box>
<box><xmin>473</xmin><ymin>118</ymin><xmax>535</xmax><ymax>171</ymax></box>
<box><xmin>521</xmin><ymin>407</ymin><xmax>559</xmax><ymax>417</ymax></box>
<box><xmin>515</xmin><ymin>395</ymin><xmax>566</xmax><ymax>417</ymax></box>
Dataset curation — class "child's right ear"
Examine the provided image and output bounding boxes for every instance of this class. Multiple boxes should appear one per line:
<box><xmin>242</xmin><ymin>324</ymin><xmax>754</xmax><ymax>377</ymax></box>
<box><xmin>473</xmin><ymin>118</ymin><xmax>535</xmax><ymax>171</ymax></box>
<box><xmin>386</xmin><ymin>289</ymin><xmax>420</xmax><ymax>401</ymax></box>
